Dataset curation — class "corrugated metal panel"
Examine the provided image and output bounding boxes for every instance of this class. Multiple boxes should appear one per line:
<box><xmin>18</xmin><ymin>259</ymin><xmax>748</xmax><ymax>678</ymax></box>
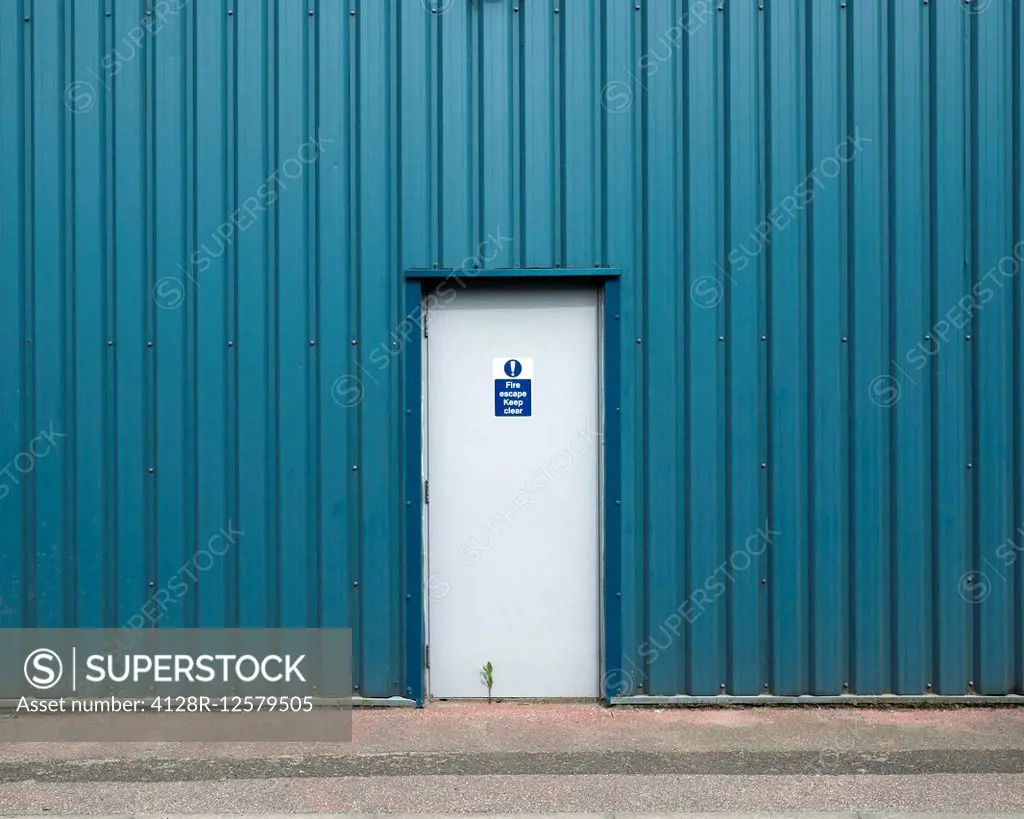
<box><xmin>0</xmin><ymin>0</ymin><xmax>1022</xmax><ymax>697</ymax></box>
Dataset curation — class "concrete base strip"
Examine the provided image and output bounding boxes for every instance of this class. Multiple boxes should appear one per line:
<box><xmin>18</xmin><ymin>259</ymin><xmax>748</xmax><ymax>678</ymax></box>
<box><xmin>611</xmin><ymin>694</ymin><xmax>1024</xmax><ymax>706</ymax></box>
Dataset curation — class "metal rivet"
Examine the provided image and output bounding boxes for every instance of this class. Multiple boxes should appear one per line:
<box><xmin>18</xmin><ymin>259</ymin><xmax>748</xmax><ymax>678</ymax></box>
<box><xmin>148</xmin><ymin>467</ymin><xmax>155</xmax><ymax>474</ymax></box>
<box><xmin>228</xmin><ymin>341</ymin><xmax>233</xmax><ymax>347</ymax></box>
<box><xmin>406</xmin><ymin>593</ymin><xmax>412</xmax><ymax>600</ymax></box>
<box><xmin>554</xmin><ymin>7</ymin><xmax>559</xmax><ymax>12</ymax></box>
<box><xmin>615</xmin><ymin>407</ymin><xmax>621</xmax><ymax>413</ymax></box>
<box><xmin>967</xmin><ymin>463</ymin><xmax>973</xmax><ymax>469</ymax></box>
<box><xmin>763</xmin><ymin>682</ymin><xmax>769</xmax><ymax>689</ymax></box>
<box><xmin>968</xmin><ymin>680</ymin><xmax>974</xmax><ymax>687</ymax></box>
<box><xmin>350</xmin><ymin>9</ymin><xmax>355</xmax><ymax>15</ymax></box>
<box><xmin>406</xmin><ymin>500</ymin><xmax>411</xmax><ymax>507</ymax></box>
<box><xmin>107</xmin><ymin>340</ymin><xmax>114</xmax><ymax>347</ymax></box>
<box><xmin>228</xmin><ymin>9</ymin><xmax>233</xmax><ymax>14</ymax></box>
<box><xmin>616</xmin><ymin>592</ymin><xmax>621</xmax><ymax>599</ymax></box>
<box><xmin>760</xmin><ymin>463</ymin><xmax>767</xmax><ymax>469</ymax></box>
<box><xmin>354</xmin><ymin>684</ymin><xmax>359</xmax><ymax>690</ymax></box>
<box><xmin>636</xmin><ymin>338</ymin><xmax>642</xmax><ymax>344</ymax></box>
<box><xmin>843</xmin><ymin>681</ymin><xmax>849</xmax><ymax>689</ymax></box>
<box><xmin>841</xmin><ymin>337</ymin><xmax>848</xmax><ymax>343</ymax></box>
<box><xmin>309</xmin><ymin>9</ymin><xmax>314</xmax><ymax>14</ymax></box>
<box><xmin>148</xmin><ymin>581</ymin><xmax>155</xmax><ymax>587</ymax></box>
<box><xmin>147</xmin><ymin>341</ymin><xmax>153</xmax><ymax>347</ymax></box>
<box><xmin>351</xmin><ymin>339</ymin><xmax>357</xmax><ymax>345</ymax></box>
<box><xmin>761</xmin><ymin>578</ymin><xmax>767</xmax><ymax>584</ymax></box>
<box><xmin>353</xmin><ymin>581</ymin><xmax>359</xmax><ymax>587</ymax></box>
<box><xmin>514</xmin><ymin>6</ymin><xmax>519</xmax><ymax>10</ymax></box>
<box><xmin>925</xmin><ymin>334</ymin><xmax>931</xmax><ymax>340</ymax></box>
<box><xmin>926</xmin><ymin>682</ymin><xmax>932</xmax><ymax>689</ymax></box>
<box><xmin>406</xmin><ymin>409</ymin><xmax>412</xmax><ymax>415</ymax></box>
<box><xmin>761</xmin><ymin>335</ymin><xmax>767</xmax><ymax>342</ymax></box>
<box><xmin>615</xmin><ymin>500</ymin><xmax>621</xmax><ymax>505</ymax></box>
<box><xmin>352</xmin><ymin>465</ymin><xmax>358</xmax><ymax>471</ymax></box>
<box><xmin>965</xmin><ymin>334</ymin><xmax>971</xmax><ymax>341</ymax></box>
<box><xmin>615</xmin><ymin>314</ymin><xmax>620</xmax><ymax>320</ymax></box>
<box><xmin>309</xmin><ymin>339</ymin><xmax>316</xmax><ymax>346</ymax></box>
<box><xmin>720</xmin><ymin>683</ymin><xmax>726</xmax><ymax>689</ymax></box>
<box><xmin>106</xmin><ymin>11</ymin><xmax>111</xmax><ymax>16</ymax></box>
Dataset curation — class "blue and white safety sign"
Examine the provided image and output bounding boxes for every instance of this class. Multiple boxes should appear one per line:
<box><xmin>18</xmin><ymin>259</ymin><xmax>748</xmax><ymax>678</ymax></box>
<box><xmin>493</xmin><ymin>357</ymin><xmax>533</xmax><ymax>417</ymax></box>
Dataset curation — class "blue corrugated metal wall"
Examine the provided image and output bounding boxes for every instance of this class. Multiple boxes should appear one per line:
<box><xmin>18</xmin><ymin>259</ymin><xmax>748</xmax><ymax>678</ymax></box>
<box><xmin>1</xmin><ymin>0</ymin><xmax>1022</xmax><ymax>698</ymax></box>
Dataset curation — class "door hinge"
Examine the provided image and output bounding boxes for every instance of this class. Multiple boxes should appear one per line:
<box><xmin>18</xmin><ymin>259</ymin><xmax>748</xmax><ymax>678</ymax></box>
<box><xmin>425</xmin><ymin>645</ymin><xmax>430</xmax><ymax>669</ymax></box>
<box><xmin>424</xmin><ymin>479</ymin><xmax>429</xmax><ymax>504</ymax></box>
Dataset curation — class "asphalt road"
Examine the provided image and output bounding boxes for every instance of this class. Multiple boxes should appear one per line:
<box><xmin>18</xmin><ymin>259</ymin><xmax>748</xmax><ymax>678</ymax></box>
<box><xmin>1</xmin><ymin>773</ymin><xmax>1023</xmax><ymax>814</ymax></box>
<box><xmin>0</xmin><ymin>750</ymin><xmax>1022</xmax><ymax>782</ymax></box>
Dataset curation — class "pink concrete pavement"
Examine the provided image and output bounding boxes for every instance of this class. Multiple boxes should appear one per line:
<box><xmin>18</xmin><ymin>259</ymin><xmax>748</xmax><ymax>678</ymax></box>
<box><xmin>0</xmin><ymin>702</ymin><xmax>1021</xmax><ymax>761</ymax></box>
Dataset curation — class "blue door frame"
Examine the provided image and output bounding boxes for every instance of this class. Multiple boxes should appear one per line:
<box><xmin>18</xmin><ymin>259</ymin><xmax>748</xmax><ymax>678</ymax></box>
<box><xmin>402</xmin><ymin>268</ymin><xmax>622</xmax><ymax>706</ymax></box>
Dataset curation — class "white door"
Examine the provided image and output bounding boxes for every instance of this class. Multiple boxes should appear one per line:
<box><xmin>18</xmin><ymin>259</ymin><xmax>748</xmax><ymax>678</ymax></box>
<box><xmin>426</xmin><ymin>284</ymin><xmax>600</xmax><ymax>698</ymax></box>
